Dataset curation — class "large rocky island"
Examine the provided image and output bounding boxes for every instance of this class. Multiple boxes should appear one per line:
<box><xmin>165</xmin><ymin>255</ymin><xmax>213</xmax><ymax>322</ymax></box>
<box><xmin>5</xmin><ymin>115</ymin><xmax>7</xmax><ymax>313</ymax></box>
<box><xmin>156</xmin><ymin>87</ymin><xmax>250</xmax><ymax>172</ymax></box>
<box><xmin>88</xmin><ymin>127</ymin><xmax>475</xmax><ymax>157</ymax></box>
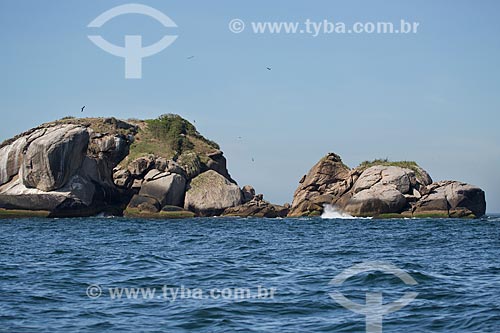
<box><xmin>0</xmin><ymin>116</ymin><xmax>486</xmax><ymax>218</ymax></box>
<box><xmin>0</xmin><ymin>115</ymin><xmax>285</xmax><ymax>218</ymax></box>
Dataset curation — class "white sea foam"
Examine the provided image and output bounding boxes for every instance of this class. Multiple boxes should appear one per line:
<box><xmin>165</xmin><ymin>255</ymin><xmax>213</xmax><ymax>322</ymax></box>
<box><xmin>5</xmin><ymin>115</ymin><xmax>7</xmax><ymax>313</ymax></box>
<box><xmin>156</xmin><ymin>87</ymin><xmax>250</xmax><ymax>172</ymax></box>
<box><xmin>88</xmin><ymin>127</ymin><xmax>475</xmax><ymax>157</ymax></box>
<box><xmin>321</xmin><ymin>204</ymin><xmax>372</xmax><ymax>219</ymax></box>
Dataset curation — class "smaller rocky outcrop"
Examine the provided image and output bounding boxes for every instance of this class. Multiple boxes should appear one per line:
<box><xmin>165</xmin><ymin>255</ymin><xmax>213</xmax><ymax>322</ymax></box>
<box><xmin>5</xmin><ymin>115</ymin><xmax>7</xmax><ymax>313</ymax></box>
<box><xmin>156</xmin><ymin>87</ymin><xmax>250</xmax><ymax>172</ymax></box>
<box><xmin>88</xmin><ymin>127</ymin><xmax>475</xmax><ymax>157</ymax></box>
<box><xmin>184</xmin><ymin>170</ymin><xmax>242</xmax><ymax>216</ymax></box>
<box><xmin>289</xmin><ymin>153</ymin><xmax>486</xmax><ymax>218</ymax></box>
<box><xmin>223</xmin><ymin>194</ymin><xmax>289</xmax><ymax>218</ymax></box>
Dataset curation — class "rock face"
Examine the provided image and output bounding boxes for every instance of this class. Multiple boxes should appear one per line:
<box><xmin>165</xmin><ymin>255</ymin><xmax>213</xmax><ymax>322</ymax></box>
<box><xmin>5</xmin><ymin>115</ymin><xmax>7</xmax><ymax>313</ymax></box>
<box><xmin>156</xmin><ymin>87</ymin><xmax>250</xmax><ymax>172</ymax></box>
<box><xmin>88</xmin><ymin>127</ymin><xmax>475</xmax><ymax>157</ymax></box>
<box><xmin>289</xmin><ymin>153</ymin><xmax>352</xmax><ymax>217</ymax></box>
<box><xmin>21</xmin><ymin>125</ymin><xmax>89</xmax><ymax>191</ymax></box>
<box><xmin>0</xmin><ymin>136</ymin><xmax>26</xmax><ymax>186</ymax></box>
<box><xmin>184</xmin><ymin>170</ymin><xmax>242</xmax><ymax>216</ymax></box>
<box><xmin>342</xmin><ymin>183</ymin><xmax>408</xmax><ymax>217</ymax></box>
<box><xmin>206</xmin><ymin>150</ymin><xmax>235</xmax><ymax>183</ymax></box>
<box><xmin>289</xmin><ymin>153</ymin><xmax>486</xmax><ymax>218</ymax></box>
<box><xmin>414</xmin><ymin>181</ymin><xmax>486</xmax><ymax>218</ymax></box>
<box><xmin>0</xmin><ymin>118</ymin><xmax>137</xmax><ymax>216</ymax></box>
<box><xmin>339</xmin><ymin>165</ymin><xmax>431</xmax><ymax>217</ymax></box>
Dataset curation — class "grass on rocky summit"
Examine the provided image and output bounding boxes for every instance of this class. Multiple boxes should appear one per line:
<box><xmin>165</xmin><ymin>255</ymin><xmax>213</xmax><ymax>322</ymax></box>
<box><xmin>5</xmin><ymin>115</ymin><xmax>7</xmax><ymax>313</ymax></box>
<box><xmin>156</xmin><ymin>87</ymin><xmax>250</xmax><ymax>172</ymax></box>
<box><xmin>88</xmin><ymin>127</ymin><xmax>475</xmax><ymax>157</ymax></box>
<box><xmin>122</xmin><ymin>114</ymin><xmax>219</xmax><ymax>166</ymax></box>
<box><xmin>357</xmin><ymin>158</ymin><xmax>424</xmax><ymax>178</ymax></box>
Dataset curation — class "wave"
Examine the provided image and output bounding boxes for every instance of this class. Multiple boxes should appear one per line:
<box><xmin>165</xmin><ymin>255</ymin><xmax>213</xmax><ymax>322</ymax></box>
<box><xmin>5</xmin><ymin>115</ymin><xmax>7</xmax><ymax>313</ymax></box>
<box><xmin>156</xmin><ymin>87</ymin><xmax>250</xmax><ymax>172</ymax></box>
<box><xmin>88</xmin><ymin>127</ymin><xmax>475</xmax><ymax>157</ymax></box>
<box><xmin>321</xmin><ymin>204</ymin><xmax>372</xmax><ymax>219</ymax></box>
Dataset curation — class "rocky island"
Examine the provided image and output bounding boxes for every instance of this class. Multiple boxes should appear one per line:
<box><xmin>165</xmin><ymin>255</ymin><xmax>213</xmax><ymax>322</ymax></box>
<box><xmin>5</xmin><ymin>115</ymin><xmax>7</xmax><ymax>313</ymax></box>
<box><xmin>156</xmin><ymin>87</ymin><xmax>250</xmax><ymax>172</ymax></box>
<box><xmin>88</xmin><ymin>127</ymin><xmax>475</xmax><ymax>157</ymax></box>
<box><xmin>289</xmin><ymin>153</ymin><xmax>486</xmax><ymax>218</ymax></box>
<box><xmin>0</xmin><ymin>116</ymin><xmax>486</xmax><ymax>219</ymax></box>
<box><xmin>0</xmin><ymin>115</ymin><xmax>285</xmax><ymax>218</ymax></box>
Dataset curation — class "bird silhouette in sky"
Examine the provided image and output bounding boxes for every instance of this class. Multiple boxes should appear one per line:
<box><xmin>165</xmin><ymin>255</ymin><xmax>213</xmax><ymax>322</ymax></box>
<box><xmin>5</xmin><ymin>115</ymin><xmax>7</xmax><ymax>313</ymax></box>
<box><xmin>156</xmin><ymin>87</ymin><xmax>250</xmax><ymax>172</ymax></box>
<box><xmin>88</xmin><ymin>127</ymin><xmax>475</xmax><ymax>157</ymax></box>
<box><xmin>266</xmin><ymin>67</ymin><xmax>272</xmax><ymax>71</ymax></box>
<box><xmin>187</xmin><ymin>56</ymin><xmax>195</xmax><ymax>60</ymax></box>
<box><xmin>81</xmin><ymin>106</ymin><xmax>85</xmax><ymax>112</ymax></box>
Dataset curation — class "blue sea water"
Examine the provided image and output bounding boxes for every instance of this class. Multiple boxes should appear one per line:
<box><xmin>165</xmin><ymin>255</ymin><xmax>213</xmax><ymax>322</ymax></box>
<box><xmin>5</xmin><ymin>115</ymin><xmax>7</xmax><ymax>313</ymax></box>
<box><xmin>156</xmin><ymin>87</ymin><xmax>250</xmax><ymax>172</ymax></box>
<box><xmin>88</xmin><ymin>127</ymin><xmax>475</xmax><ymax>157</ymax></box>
<box><xmin>0</xmin><ymin>216</ymin><xmax>499</xmax><ymax>333</ymax></box>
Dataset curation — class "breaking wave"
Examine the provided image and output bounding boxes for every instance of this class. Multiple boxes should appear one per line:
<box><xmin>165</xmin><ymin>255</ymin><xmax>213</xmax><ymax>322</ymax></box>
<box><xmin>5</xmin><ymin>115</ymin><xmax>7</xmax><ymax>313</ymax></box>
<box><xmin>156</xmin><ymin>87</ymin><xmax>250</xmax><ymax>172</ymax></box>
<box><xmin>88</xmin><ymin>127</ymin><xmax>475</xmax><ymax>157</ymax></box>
<box><xmin>321</xmin><ymin>204</ymin><xmax>372</xmax><ymax>219</ymax></box>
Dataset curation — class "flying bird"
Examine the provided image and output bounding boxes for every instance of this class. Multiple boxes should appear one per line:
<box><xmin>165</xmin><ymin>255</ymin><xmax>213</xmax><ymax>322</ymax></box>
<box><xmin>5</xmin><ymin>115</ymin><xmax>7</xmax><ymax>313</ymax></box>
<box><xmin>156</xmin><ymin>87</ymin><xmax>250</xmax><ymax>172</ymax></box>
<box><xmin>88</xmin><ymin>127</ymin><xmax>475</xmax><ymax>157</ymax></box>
<box><xmin>266</xmin><ymin>67</ymin><xmax>272</xmax><ymax>71</ymax></box>
<box><xmin>81</xmin><ymin>106</ymin><xmax>85</xmax><ymax>112</ymax></box>
<box><xmin>251</xmin><ymin>157</ymin><xmax>255</xmax><ymax>162</ymax></box>
<box><xmin>187</xmin><ymin>56</ymin><xmax>195</xmax><ymax>60</ymax></box>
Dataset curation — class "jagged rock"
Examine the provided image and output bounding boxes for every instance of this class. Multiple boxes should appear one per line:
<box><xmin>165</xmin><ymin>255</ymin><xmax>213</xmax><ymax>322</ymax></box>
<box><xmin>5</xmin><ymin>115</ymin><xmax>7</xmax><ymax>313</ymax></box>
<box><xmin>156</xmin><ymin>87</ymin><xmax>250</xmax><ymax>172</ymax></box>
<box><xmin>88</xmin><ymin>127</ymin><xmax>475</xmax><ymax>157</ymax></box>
<box><xmin>412</xmin><ymin>166</ymin><xmax>433</xmax><ymax>187</ymax></box>
<box><xmin>289</xmin><ymin>153</ymin><xmax>351</xmax><ymax>217</ymax></box>
<box><xmin>206</xmin><ymin>150</ymin><xmax>234</xmax><ymax>182</ymax></box>
<box><xmin>127</xmin><ymin>155</ymin><xmax>155</xmax><ymax>177</ymax></box>
<box><xmin>241</xmin><ymin>185</ymin><xmax>256</xmax><ymax>203</ymax></box>
<box><xmin>113</xmin><ymin>169</ymin><xmax>132</xmax><ymax>188</ymax></box>
<box><xmin>184</xmin><ymin>170</ymin><xmax>242</xmax><ymax>216</ymax></box>
<box><xmin>88</xmin><ymin>134</ymin><xmax>131</xmax><ymax>168</ymax></box>
<box><xmin>139</xmin><ymin>172</ymin><xmax>186</xmax><ymax>207</ymax></box>
<box><xmin>21</xmin><ymin>125</ymin><xmax>89</xmax><ymax>191</ymax></box>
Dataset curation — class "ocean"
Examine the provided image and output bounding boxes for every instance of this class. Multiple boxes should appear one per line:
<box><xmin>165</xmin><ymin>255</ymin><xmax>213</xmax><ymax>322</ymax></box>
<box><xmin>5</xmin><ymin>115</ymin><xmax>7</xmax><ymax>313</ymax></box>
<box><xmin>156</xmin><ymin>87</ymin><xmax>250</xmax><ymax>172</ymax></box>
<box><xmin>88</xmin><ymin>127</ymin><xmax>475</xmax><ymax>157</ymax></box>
<box><xmin>1</xmin><ymin>216</ymin><xmax>499</xmax><ymax>332</ymax></box>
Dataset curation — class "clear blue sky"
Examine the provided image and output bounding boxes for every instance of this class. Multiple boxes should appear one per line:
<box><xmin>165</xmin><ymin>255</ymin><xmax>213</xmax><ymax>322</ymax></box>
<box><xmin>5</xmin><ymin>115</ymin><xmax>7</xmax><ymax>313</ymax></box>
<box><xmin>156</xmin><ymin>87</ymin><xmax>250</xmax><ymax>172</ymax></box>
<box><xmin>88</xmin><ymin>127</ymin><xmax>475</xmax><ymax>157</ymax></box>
<box><xmin>1</xmin><ymin>0</ymin><xmax>499</xmax><ymax>212</ymax></box>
